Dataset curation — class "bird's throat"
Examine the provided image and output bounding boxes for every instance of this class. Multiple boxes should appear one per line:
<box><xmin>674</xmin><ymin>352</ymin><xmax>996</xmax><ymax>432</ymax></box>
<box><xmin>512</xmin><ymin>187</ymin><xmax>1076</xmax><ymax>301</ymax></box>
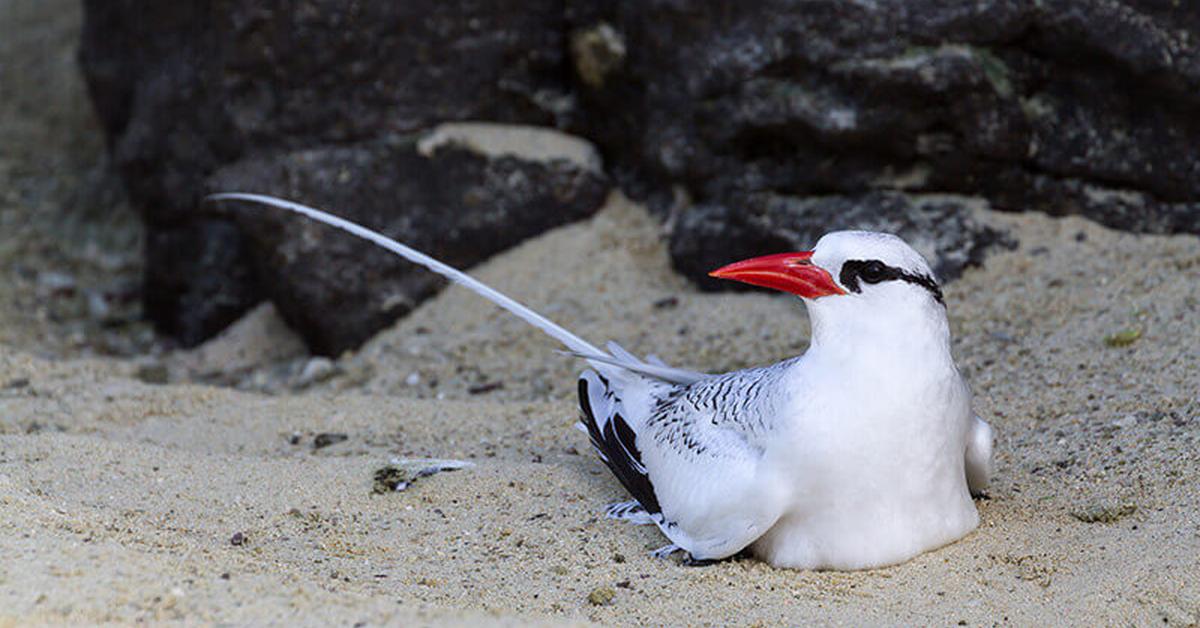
<box><xmin>805</xmin><ymin>300</ymin><xmax>954</xmax><ymax>371</ymax></box>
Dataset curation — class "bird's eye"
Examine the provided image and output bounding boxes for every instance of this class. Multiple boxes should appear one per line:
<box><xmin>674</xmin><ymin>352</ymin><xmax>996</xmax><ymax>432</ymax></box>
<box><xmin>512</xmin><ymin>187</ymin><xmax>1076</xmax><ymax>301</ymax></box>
<box><xmin>859</xmin><ymin>260</ymin><xmax>888</xmax><ymax>284</ymax></box>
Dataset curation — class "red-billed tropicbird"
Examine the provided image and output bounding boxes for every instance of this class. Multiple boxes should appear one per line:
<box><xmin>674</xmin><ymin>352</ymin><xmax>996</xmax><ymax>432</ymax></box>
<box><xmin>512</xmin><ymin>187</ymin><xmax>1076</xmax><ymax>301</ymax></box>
<box><xmin>209</xmin><ymin>193</ymin><xmax>994</xmax><ymax>570</ymax></box>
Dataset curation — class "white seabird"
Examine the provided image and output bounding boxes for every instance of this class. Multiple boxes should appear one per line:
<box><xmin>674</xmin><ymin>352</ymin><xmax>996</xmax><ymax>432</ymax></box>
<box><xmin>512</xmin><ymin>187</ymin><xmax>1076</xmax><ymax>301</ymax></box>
<box><xmin>208</xmin><ymin>193</ymin><xmax>994</xmax><ymax>570</ymax></box>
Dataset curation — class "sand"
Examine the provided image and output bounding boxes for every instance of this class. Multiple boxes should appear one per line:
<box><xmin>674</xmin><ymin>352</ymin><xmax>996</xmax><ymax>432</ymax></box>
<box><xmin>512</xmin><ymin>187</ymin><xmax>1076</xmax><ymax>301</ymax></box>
<box><xmin>2</xmin><ymin>1</ymin><xmax>1198</xmax><ymax>625</ymax></box>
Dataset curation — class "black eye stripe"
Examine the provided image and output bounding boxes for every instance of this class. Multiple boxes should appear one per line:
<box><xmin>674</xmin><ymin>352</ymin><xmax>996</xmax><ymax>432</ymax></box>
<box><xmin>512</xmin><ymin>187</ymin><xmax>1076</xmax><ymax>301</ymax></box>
<box><xmin>839</xmin><ymin>259</ymin><xmax>944</xmax><ymax>305</ymax></box>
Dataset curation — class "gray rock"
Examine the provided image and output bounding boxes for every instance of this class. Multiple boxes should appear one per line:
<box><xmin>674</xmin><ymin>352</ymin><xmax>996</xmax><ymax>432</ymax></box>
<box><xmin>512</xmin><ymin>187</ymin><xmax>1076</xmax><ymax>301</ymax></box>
<box><xmin>567</xmin><ymin>0</ymin><xmax>1200</xmax><ymax>284</ymax></box>
<box><xmin>207</xmin><ymin>125</ymin><xmax>608</xmax><ymax>354</ymax></box>
<box><xmin>135</xmin><ymin>361</ymin><xmax>170</xmax><ymax>385</ymax></box>
<box><xmin>37</xmin><ymin>271</ymin><xmax>77</xmax><ymax>296</ymax></box>
<box><xmin>295</xmin><ymin>357</ymin><xmax>337</xmax><ymax>389</ymax></box>
<box><xmin>81</xmin><ymin>0</ymin><xmax>1200</xmax><ymax>347</ymax></box>
<box><xmin>81</xmin><ymin>0</ymin><xmax>581</xmax><ymax>349</ymax></box>
<box><xmin>143</xmin><ymin>219</ymin><xmax>261</xmax><ymax>345</ymax></box>
<box><xmin>671</xmin><ymin>193</ymin><xmax>1014</xmax><ymax>291</ymax></box>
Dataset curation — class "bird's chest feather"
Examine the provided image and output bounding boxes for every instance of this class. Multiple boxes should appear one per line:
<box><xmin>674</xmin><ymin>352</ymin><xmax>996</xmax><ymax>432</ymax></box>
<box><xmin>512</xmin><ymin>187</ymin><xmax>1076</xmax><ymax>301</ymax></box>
<box><xmin>756</xmin><ymin>356</ymin><xmax>979</xmax><ymax>570</ymax></box>
<box><xmin>782</xmin><ymin>355</ymin><xmax>969</xmax><ymax>481</ymax></box>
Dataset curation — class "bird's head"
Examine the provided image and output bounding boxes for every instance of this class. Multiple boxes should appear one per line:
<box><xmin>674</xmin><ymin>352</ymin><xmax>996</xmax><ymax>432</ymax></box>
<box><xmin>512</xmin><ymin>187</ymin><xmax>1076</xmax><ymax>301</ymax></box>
<box><xmin>708</xmin><ymin>231</ymin><xmax>943</xmax><ymax>309</ymax></box>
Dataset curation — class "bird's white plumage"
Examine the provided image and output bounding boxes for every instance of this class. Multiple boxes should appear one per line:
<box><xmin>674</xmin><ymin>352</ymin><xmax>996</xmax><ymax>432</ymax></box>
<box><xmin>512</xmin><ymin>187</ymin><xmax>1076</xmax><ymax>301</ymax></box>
<box><xmin>576</xmin><ymin>228</ymin><xmax>991</xmax><ymax>568</ymax></box>
<box><xmin>812</xmin><ymin>230</ymin><xmax>933</xmax><ymax>276</ymax></box>
<box><xmin>209</xmin><ymin>193</ymin><xmax>994</xmax><ymax>571</ymax></box>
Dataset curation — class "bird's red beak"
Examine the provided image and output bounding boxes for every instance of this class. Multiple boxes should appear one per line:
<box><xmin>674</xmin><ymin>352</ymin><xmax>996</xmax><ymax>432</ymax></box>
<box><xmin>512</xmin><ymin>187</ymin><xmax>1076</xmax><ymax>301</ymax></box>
<box><xmin>708</xmin><ymin>251</ymin><xmax>846</xmax><ymax>298</ymax></box>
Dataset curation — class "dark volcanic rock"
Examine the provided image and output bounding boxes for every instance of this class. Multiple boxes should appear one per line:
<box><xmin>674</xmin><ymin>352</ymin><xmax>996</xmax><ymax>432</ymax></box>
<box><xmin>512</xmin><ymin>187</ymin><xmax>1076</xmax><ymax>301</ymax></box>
<box><xmin>672</xmin><ymin>193</ymin><xmax>1014</xmax><ymax>292</ymax></box>
<box><xmin>80</xmin><ymin>0</ymin><xmax>579</xmax><ymax>348</ymax></box>
<box><xmin>208</xmin><ymin>124</ymin><xmax>607</xmax><ymax>355</ymax></box>
<box><xmin>82</xmin><ymin>0</ymin><xmax>1200</xmax><ymax>347</ymax></box>
<box><xmin>567</xmin><ymin>0</ymin><xmax>1200</xmax><ymax>282</ymax></box>
<box><xmin>144</xmin><ymin>219</ymin><xmax>261</xmax><ymax>345</ymax></box>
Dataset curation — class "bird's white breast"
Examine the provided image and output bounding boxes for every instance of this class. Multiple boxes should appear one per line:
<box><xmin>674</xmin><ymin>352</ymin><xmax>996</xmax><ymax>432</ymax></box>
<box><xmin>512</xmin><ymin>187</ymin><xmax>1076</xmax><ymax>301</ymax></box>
<box><xmin>752</xmin><ymin>348</ymin><xmax>979</xmax><ymax>570</ymax></box>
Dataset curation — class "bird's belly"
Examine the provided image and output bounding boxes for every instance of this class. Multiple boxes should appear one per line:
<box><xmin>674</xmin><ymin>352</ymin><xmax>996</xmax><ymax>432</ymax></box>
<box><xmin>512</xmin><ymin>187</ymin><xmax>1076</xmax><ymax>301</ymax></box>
<box><xmin>755</xmin><ymin>395</ymin><xmax>978</xmax><ymax>570</ymax></box>
<box><xmin>754</xmin><ymin>488</ymin><xmax>978</xmax><ymax>570</ymax></box>
<box><xmin>752</xmin><ymin>448</ymin><xmax>978</xmax><ymax>570</ymax></box>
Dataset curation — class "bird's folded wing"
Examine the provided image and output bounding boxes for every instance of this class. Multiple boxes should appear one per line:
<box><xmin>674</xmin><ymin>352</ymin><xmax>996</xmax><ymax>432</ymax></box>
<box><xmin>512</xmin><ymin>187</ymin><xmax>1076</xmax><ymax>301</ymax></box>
<box><xmin>584</xmin><ymin>362</ymin><xmax>796</xmax><ymax>558</ymax></box>
<box><xmin>580</xmin><ymin>370</ymin><xmax>664</xmax><ymax>517</ymax></box>
<box><xmin>646</xmin><ymin>359</ymin><xmax>797</xmax><ymax>456</ymax></box>
<box><xmin>581</xmin><ymin>359</ymin><xmax>794</xmax><ymax>520</ymax></box>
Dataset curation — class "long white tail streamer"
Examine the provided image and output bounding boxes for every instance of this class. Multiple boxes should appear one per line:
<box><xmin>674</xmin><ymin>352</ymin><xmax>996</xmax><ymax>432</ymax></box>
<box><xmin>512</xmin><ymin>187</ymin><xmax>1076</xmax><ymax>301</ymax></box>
<box><xmin>206</xmin><ymin>192</ymin><xmax>705</xmax><ymax>384</ymax></box>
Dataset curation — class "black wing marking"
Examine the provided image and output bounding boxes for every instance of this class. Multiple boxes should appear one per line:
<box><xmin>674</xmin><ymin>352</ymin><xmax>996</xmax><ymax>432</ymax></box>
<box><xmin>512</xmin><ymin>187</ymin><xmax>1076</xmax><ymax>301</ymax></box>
<box><xmin>579</xmin><ymin>376</ymin><xmax>663</xmax><ymax>516</ymax></box>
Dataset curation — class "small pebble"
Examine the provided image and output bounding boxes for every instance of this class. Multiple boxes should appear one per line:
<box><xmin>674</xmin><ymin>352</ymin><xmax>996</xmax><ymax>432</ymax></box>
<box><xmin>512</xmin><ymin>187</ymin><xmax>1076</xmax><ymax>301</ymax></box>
<box><xmin>468</xmin><ymin>381</ymin><xmax>504</xmax><ymax>395</ymax></box>
<box><xmin>3</xmin><ymin>377</ymin><xmax>30</xmax><ymax>389</ymax></box>
<box><xmin>136</xmin><ymin>363</ymin><xmax>169</xmax><ymax>385</ymax></box>
<box><xmin>86</xmin><ymin>290</ymin><xmax>111</xmax><ymax>321</ymax></box>
<box><xmin>372</xmin><ymin>466</ymin><xmax>411</xmax><ymax>494</ymax></box>
<box><xmin>296</xmin><ymin>357</ymin><xmax>337</xmax><ymax>387</ymax></box>
<box><xmin>1103</xmin><ymin>328</ymin><xmax>1142</xmax><ymax>348</ymax></box>
<box><xmin>1111</xmin><ymin>415</ymin><xmax>1137</xmax><ymax>429</ymax></box>
<box><xmin>988</xmin><ymin>331</ymin><xmax>1015</xmax><ymax>343</ymax></box>
<box><xmin>1071</xmin><ymin>502</ymin><xmax>1137</xmax><ymax>524</ymax></box>
<box><xmin>312</xmin><ymin>432</ymin><xmax>348</xmax><ymax>450</ymax></box>
<box><xmin>230</xmin><ymin>532</ymin><xmax>247</xmax><ymax>546</ymax></box>
<box><xmin>588</xmin><ymin>586</ymin><xmax>616</xmax><ymax>606</ymax></box>
<box><xmin>38</xmin><ymin>271</ymin><xmax>76</xmax><ymax>295</ymax></box>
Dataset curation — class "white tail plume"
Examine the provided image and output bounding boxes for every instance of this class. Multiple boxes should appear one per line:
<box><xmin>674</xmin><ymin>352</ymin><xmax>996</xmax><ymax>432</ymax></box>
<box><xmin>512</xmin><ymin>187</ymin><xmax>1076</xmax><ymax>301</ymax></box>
<box><xmin>206</xmin><ymin>192</ymin><xmax>705</xmax><ymax>384</ymax></box>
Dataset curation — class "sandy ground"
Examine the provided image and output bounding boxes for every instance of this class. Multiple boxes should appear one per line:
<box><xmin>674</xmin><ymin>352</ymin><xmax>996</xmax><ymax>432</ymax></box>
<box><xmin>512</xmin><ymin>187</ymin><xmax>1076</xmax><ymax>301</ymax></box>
<box><xmin>2</xmin><ymin>1</ymin><xmax>1199</xmax><ymax>626</ymax></box>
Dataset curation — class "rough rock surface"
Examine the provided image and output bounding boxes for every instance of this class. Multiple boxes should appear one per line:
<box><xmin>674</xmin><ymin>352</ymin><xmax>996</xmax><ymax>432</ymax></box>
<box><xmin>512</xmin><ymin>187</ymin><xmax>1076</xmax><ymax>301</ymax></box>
<box><xmin>671</xmin><ymin>193</ymin><xmax>1014</xmax><ymax>291</ymax></box>
<box><xmin>208</xmin><ymin>125</ymin><xmax>607</xmax><ymax>355</ymax></box>
<box><xmin>80</xmin><ymin>0</ymin><xmax>586</xmax><ymax>349</ymax></box>
<box><xmin>567</xmin><ymin>0</ymin><xmax>1200</xmax><ymax>269</ymax></box>
<box><xmin>81</xmin><ymin>0</ymin><xmax>1200</xmax><ymax>348</ymax></box>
